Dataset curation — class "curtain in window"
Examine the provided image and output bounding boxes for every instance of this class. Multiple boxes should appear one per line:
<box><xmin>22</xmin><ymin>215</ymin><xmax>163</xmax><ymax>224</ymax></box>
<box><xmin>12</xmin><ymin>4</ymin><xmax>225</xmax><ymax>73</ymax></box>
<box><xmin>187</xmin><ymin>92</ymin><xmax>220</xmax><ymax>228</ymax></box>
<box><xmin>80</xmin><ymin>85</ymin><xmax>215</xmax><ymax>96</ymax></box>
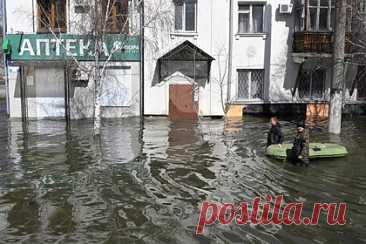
<box><xmin>252</xmin><ymin>5</ymin><xmax>263</xmax><ymax>33</ymax></box>
<box><xmin>318</xmin><ymin>8</ymin><xmax>328</xmax><ymax>30</ymax></box>
<box><xmin>55</xmin><ymin>0</ymin><xmax>66</xmax><ymax>30</ymax></box>
<box><xmin>309</xmin><ymin>7</ymin><xmax>317</xmax><ymax>30</ymax></box>
<box><xmin>238</xmin><ymin>12</ymin><xmax>249</xmax><ymax>33</ymax></box>
<box><xmin>185</xmin><ymin>0</ymin><xmax>196</xmax><ymax>31</ymax></box>
<box><xmin>174</xmin><ymin>0</ymin><xmax>183</xmax><ymax>30</ymax></box>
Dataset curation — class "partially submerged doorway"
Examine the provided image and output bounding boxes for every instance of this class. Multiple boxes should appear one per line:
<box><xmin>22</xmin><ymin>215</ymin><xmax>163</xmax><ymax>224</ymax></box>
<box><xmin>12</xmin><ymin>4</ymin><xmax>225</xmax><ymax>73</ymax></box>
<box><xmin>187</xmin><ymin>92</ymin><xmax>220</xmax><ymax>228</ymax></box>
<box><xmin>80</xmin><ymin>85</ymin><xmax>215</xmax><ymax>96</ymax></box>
<box><xmin>156</xmin><ymin>41</ymin><xmax>214</xmax><ymax>120</ymax></box>
<box><xmin>169</xmin><ymin>84</ymin><xmax>198</xmax><ymax>120</ymax></box>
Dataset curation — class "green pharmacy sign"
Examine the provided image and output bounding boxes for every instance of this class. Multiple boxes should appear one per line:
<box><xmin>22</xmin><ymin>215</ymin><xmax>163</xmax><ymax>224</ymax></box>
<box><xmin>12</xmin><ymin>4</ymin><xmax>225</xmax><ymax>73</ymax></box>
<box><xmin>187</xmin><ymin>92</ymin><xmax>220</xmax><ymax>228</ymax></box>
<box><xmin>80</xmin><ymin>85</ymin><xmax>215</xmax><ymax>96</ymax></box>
<box><xmin>4</xmin><ymin>34</ymin><xmax>140</xmax><ymax>62</ymax></box>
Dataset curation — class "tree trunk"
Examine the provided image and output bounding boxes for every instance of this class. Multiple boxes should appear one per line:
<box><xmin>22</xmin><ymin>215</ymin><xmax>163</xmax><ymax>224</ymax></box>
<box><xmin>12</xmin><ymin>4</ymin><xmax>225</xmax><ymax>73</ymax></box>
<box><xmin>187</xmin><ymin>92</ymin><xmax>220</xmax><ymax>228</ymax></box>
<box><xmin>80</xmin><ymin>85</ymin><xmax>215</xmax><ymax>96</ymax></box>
<box><xmin>94</xmin><ymin>75</ymin><xmax>102</xmax><ymax>136</ymax></box>
<box><xmin>329</xmin><ymin>0</ymin><xmax>347</xmax><ymax>134</ymax></box>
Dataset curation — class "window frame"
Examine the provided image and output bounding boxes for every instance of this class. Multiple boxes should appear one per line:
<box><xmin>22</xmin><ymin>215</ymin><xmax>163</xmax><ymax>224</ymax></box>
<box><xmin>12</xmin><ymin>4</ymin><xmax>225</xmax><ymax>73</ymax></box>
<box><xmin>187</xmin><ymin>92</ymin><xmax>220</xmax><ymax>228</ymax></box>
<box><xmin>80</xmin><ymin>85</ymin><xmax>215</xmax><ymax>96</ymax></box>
<box><xmin>297</xmin><ymin>0</ymin><xmax>353</xmax><ymax>32</ymax></box>
<box><xmin>237</xmin><ymin>3</ymin><xmax>265</xmax><ymax>34</ymax></box>
<box><xmin>174</xmin><ymin>0</ymin><xmax>197</xmax><ymax>32</ymax></box>
<box><xmin>103</xmin><ymin>0</ymin><xmax>130</xmax><ymax>34</ymax></box>
<box><xmin>297</xmin><ymin>68</ymin><xmax>326</xmax><ymax>101</ymax></box>
<box><xmin>356</xmin><ymin>66</ymin><xmax>366</xmax><ymax>101</ymax></box>
<box><xmin>236</xmin><ymin>69</ymin><xmax>265</xmax><ymax>101</ymax></box>
<box><xmin>37</xmin><ymin>0</ymin><xmax>67</xmax><ymax>33</ymax></box>
<box><xmin>308</xmin><ymin>0</ymin><xmax>335</xmax><ymax>31</ymax></box>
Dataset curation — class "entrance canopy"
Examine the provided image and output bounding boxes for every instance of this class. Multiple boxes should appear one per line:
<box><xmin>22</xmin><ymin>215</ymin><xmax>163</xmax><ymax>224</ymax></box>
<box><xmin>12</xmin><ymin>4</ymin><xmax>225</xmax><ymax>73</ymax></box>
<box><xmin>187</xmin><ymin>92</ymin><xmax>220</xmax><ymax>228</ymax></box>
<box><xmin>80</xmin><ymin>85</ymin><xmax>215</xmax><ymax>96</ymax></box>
<box><xmin>157</xmin><ymin>41</ymin><xmax>215</xmax><ymax>85</ymax></box>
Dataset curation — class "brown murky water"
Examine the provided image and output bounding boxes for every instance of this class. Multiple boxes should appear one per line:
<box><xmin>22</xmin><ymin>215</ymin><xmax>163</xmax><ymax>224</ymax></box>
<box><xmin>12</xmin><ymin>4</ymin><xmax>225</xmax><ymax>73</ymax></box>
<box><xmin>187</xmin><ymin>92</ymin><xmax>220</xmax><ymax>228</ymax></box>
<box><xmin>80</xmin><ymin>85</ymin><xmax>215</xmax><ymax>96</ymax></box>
<box><xmin>0</xmin><ymin>102</ymin><xmax>365</xmax><ymax>243</ymax></box>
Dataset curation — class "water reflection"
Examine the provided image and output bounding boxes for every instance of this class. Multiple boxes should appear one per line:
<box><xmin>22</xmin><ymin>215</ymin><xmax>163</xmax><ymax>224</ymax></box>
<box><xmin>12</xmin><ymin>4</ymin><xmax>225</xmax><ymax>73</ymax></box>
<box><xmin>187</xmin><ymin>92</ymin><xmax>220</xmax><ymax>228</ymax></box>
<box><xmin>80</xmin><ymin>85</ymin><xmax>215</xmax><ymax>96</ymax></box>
<box><xmin>0</xmin><ymin>113</ymin><xmax>365</xmax><ymax>243</ymax></box>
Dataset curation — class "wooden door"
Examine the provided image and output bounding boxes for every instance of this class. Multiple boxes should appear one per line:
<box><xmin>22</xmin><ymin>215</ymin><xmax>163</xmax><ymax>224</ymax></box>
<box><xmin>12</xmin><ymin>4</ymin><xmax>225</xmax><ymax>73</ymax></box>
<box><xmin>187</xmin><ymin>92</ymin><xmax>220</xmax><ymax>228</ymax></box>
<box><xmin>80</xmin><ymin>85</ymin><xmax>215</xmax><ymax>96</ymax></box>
<box><xmin>169</xmin><ymin>84</ymin><xmax>198</xmax><ymax>120</ymax></box>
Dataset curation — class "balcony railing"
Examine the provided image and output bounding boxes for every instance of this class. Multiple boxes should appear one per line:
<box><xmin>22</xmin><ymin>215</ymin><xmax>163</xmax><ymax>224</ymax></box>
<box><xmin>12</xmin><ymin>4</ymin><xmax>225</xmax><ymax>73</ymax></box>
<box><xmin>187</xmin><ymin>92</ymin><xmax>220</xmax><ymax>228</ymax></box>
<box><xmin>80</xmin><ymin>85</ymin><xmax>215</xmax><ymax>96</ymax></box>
<box><xmin>293</xmin><ymin>32</ymin><xmax>352</xmax><ymax>54</ymax></box>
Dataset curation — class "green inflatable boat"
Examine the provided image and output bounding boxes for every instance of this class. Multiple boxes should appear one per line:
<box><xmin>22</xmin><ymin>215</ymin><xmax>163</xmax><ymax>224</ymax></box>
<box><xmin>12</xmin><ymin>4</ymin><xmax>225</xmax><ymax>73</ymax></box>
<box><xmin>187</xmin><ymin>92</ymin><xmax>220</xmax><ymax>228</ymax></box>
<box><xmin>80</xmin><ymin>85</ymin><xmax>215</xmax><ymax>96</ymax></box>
<box><xmin>266</xmin><ymin>143</ymin><xmax>348</xmax><ymax>160</ymax></box>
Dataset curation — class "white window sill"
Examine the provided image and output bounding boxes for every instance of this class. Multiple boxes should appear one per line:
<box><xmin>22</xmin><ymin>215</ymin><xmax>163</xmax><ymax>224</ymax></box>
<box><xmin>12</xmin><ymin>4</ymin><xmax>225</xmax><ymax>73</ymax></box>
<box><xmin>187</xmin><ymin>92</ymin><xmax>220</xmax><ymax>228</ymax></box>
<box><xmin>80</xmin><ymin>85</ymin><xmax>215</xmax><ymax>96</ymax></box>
<box><xmin>170</xmin><ymin>32</ymin><xmax>199</xmax><ymax>39</ymax></box>
<box><xmin>235</xmin><ymin>33</ymin><xmax>267</xmax><ymax>39</ymax></box>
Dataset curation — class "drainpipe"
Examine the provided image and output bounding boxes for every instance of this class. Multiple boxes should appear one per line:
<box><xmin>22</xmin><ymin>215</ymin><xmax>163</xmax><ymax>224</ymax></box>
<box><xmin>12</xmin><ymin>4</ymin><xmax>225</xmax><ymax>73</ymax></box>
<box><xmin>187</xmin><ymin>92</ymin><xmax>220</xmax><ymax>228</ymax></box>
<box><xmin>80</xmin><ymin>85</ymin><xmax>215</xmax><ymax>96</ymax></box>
<box><xmin>139</xmin><ymin>0</ymin><xmax>145</xmax><ymax>122</ymax></box>
<box><xmin>226</xmin><ymin>0</ymin><xmax>233</xmax><ymax>104</ymax></box>
<box><xmin>2</xmin><ymin>0</ymin><xmax>9</xmax><ymax>115</ymax></box>
<box><xmin>32</xmin><ymin>0</ymin><xmax>35</xmax><ymax>32</ymax></box>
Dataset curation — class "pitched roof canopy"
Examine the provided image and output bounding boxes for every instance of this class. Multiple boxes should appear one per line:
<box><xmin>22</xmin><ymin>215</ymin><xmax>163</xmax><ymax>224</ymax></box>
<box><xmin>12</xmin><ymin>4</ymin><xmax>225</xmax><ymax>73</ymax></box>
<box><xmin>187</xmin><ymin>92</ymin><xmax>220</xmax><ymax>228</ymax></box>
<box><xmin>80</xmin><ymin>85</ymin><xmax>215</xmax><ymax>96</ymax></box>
<box><xmin>158</xmin><ymin>40</ymin><xmax>215</xmax><ymax>62</ymax></box>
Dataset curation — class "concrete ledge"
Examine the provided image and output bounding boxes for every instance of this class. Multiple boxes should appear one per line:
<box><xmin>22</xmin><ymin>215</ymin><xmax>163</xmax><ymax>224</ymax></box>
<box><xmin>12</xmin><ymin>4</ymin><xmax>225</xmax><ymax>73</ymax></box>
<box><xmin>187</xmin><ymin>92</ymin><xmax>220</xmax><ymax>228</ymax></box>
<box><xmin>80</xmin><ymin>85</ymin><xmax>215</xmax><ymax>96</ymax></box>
<box><xmin>239</xmin><ymin>103</ymin><xmax>366</xmax><ymax>116</ymax></box>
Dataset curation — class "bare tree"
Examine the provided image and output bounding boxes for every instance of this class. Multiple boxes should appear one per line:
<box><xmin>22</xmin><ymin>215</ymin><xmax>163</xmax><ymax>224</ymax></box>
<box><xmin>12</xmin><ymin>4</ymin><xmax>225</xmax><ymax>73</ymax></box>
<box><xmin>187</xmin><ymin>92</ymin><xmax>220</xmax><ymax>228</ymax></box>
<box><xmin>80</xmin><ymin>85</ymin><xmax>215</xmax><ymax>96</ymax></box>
<box><xmin>36</xmin><ymin>0</ymin><xmax>171</xmax><ymax>135</ymax></box>
<box><xmin>212</xmin><ymin>45</ymin><xmax>230</xmax><ymax>114</ymax></box>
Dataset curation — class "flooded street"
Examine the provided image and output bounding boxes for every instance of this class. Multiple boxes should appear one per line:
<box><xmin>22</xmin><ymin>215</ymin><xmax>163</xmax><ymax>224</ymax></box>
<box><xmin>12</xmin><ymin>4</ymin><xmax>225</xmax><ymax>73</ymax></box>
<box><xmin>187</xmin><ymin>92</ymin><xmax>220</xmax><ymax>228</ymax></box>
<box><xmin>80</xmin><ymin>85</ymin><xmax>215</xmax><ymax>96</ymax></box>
<box><xmin>0</xmin><ymin>103</ymin><xmax>365</xmax><ymax>243</ymax></box>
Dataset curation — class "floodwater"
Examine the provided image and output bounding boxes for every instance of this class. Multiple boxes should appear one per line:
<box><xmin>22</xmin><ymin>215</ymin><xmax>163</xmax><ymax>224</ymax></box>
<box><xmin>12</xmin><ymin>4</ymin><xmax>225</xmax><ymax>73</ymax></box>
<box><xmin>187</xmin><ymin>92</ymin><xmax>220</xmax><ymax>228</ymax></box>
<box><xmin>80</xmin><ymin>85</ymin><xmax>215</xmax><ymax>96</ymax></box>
<box><xmin>0</xmin><ymin>103</ymin><xmax>365</xmax><ymax>243</ymax></box>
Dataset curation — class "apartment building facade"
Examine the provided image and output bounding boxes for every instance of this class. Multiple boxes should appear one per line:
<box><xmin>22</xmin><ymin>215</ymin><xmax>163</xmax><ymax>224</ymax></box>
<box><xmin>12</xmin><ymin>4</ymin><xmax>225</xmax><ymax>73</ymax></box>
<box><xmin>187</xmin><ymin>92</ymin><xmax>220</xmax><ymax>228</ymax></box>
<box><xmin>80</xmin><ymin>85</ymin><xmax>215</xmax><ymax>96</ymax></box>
<box><xmin>3</xmin><ymin>0</ymin><xmax>366</xmax><ymax>120</ymax></box>
<box><xmin>146</xmin><ymin>0</ymin><xmax>366</xmax><ymax>118</ymax></box>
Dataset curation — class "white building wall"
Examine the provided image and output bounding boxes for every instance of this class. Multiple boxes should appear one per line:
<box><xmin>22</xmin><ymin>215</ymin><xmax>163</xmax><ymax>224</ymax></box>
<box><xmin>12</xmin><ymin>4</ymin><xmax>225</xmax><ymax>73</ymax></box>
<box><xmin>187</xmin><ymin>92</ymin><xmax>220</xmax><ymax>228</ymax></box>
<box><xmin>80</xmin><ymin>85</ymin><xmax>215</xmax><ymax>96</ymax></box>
<box><xmin>229</xmin><ymin>0</ymin><xmax>296</xmax><ymax>103</ymax></box>
<box><xmin>5</xmin><ymin>0</ymin><xmax>35</xmax><ymax>34</ymax></box>
<box><xmin>144</xmin><ymin>0</ymin><xmax>229</xmax><ymax>116</ymax></box>
<box><xmin>267</xmin><ymin>0</ymin><xmax>298</xmax><ymax>103</ymax></box>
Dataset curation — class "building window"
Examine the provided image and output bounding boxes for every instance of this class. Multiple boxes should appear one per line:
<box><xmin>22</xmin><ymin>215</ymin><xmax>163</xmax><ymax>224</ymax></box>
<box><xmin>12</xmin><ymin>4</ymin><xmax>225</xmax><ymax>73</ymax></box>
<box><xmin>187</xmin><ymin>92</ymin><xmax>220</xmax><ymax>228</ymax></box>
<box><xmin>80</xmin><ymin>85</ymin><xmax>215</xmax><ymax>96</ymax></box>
<box><xmin>309</xmin><ymin>0</ymin><xmax>335</xmax><ymax>31</ymax></box>
<box><xmin>298</xmin><ymin>69</ymin><xmax>326</xmax><ymax>100</ymax></box>
<box><xmin>37</xmin><ymin>0</ymin><xmax>67</xmax><ymax>33</ymax></box>
<box><xmin>356</xmin><ymin>66</ymin><xmax>366</xmax><ymax>100</ymax></box>
<box><xmin>238</xmin><ymin>4</ymin><xmax>264</xmax><ymax>33</ymax></box>
<box><xmin>296</xmin><ymin>0</ymin><xmax>353</xmax><ymax>32</ymax></box>
<box><xmin>237</xmin><ymin>69</ymin><xmax>264</xmax><ymax>100</ymax></box>
<box><xmin>103</xmin><ymin>0</ymin><xmax>129</xmax><ymax>33</ymax></box>
<box><xmin>174</xmin><ymin>0</ymin><xmax>197</xmax><ymax>32</ymax></box>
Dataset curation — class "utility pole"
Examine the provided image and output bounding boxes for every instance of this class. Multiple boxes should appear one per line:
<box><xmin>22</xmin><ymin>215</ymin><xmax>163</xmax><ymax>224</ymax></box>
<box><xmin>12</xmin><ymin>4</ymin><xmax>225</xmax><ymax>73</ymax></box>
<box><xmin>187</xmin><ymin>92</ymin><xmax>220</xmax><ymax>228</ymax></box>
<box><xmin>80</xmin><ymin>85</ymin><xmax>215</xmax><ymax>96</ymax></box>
<box><xmin>329</xmin><ymin>0</ymin><xmax>347</xmax><ymax>134</ymax></box>
<box><xmin>139</xmin><ymin>0</ymin><xmax>145</xmax><ymax>123</ymax></box>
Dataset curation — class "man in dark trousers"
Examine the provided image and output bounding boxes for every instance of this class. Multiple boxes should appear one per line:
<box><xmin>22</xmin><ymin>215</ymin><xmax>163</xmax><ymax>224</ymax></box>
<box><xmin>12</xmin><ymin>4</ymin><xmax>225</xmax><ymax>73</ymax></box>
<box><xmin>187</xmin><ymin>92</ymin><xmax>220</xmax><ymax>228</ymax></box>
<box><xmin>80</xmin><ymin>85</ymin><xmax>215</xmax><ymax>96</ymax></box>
<box><xmin>267</xmin><ymin>117</ymin><xmax>284</xmax><ymax>147</ymax></box>
<box><xmin>288</xmin><ymin>121</ymin><xmax>309</xmax><ymax>166</ymax></box>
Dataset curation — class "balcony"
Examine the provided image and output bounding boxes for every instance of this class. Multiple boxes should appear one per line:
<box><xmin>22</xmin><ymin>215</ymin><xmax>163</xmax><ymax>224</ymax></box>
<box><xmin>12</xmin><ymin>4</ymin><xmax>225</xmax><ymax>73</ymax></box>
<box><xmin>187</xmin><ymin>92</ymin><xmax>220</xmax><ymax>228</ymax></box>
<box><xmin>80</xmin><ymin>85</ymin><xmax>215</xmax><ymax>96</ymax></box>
<box><xmin>293</xmin><ymin>32</ymin><xmax>352</xmax><ymax>54</ymax></box>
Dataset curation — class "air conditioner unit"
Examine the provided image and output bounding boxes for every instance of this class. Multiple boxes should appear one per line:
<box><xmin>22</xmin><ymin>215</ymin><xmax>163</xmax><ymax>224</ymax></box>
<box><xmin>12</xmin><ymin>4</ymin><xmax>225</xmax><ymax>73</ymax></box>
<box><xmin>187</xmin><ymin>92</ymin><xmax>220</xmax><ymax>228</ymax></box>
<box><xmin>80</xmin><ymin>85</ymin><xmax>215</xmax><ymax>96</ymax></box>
<box><xmin>279</xmin><ymin>4</ymin><xmax>293</xmax><ymax>14</ymax></box>
<box><xmin>71</xmin><ymin>68</ymin><xmax>89</xmax><ymax>81</ymax></box>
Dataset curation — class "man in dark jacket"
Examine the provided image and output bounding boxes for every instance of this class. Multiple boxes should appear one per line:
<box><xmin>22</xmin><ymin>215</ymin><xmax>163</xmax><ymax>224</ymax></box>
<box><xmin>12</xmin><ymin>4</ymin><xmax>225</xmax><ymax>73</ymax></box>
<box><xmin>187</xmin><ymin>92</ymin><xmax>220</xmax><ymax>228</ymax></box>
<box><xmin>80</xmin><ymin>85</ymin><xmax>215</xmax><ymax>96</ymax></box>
<box><xmin>288</xmin><ymin>121</ymin><xmax>309</xmax><ymax>166</ymax></box>
<box><xmin>267</xmin><ymin>117</ymin><xmax>284</xmax><ymax>147</ymax></box>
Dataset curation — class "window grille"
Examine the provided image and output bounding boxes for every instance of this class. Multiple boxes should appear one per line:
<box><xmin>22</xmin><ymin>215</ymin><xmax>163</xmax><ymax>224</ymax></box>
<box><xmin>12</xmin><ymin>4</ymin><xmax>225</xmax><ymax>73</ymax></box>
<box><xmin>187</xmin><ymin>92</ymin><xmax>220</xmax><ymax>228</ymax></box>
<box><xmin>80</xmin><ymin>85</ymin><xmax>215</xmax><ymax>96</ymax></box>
<box><xmin>237</xmin><ymin>69</ymin><xmax>264</xmax><ymax>100</ymax></box>
<box><xmin>298</xmin><ymin>68</ymin><xmax>326</xmax><ymax>100</ymax></box>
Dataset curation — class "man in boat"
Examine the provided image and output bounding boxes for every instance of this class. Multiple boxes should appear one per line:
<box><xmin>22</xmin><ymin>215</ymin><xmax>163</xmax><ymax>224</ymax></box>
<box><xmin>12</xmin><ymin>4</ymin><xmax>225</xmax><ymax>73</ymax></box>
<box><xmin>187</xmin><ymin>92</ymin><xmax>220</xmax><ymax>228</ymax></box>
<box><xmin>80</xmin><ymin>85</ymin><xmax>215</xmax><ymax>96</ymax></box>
<box><xmin>288</xmin><ymin>121</ymin><xmax>309</xmax><ymax>166</ymax></box>
<box><xmin>267</xmin><ymin>116</ymin><xmax>284</xmax><ymax>147</ymax></box>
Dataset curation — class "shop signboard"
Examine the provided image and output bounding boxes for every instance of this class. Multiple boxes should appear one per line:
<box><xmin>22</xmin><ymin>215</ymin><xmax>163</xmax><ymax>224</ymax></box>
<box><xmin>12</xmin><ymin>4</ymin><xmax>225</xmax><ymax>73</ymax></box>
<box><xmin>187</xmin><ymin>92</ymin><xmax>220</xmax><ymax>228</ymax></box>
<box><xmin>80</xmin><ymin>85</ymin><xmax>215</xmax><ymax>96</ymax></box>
<box><xmin>4</xmin><ymin>34</ymin><xmax>140</xmax><ymax>62</ymax></box>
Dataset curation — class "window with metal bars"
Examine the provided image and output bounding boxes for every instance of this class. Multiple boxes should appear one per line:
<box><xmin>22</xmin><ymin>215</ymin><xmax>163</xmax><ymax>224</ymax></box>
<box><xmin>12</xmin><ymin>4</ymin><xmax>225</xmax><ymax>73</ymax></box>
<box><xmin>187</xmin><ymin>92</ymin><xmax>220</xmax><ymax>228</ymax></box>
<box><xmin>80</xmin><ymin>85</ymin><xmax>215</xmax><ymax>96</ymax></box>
<box><xmin>356</xmin><ymin>66</ymin><xmax>366</xmax><ymax>100</ymax></box>
<box><xmin>298</xmin><ymin>68</ymin><xmax>326</xmax><ymax>100</ymax></box>
<box><xmin>37</xmin><ymin>0</ymin><xmax>67</xmax><ymax>33</ymax></box>
<box><xmin>237</xmin><ymin>69</ymin><xmax>264</xmax><ymax>100</ymax></box>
